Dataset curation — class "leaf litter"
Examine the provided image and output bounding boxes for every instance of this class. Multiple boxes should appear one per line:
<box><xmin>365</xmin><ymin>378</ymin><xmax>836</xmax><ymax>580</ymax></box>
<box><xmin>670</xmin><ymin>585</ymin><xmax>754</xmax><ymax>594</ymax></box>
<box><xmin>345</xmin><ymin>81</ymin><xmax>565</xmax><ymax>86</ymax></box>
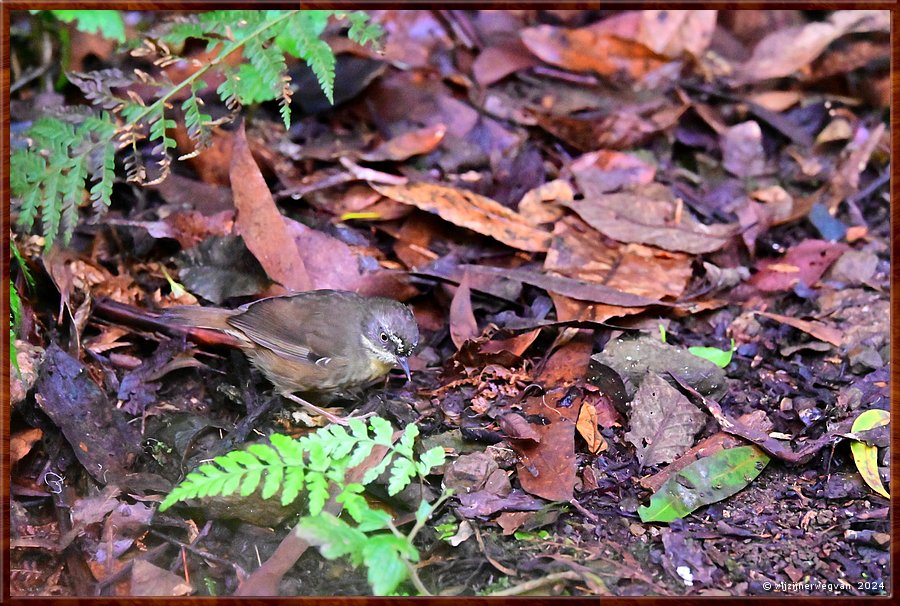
<box><xmin>10</xmin><ymin>8</ymin><xmax>890</xmax><ymax>598</ymax></box>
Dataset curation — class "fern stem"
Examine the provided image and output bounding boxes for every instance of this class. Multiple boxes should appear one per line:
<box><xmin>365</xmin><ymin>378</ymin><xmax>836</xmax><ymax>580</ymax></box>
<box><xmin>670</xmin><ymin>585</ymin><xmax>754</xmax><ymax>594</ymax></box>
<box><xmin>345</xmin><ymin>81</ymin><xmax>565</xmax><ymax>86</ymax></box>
<box><xmin>127</xmin><ymin>10</ymin><xmax>300</xmax><ymax>128</ymax></box>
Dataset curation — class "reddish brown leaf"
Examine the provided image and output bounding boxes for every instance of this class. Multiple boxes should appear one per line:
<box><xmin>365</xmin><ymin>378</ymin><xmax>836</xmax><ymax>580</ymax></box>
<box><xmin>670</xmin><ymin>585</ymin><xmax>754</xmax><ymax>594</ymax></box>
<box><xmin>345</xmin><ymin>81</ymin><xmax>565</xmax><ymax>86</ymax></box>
<box><xmin>480</xmin><ymin>330</ymin><xmax>540</xmax><ymax>357</ymax></box>
<box><xmin>473</xmin><ymin>42</ymin><xmax>539</xmax><ymax>87</ymax></box>
<box><xmin>498</xmin><ymin>413</ymin><xmax>542</xmax><ymax>443</ymax></box>
<box><xmin>512</xmin><ymin>391</ymin><xmax>579</xmax><ymax>502</ymax></box>
<box><xmin>576</xmin><ymin>402</ymin><xmax>608</xmax><ymax>454</ymax></box>
<box><xmin>521</xmin><ymin>25</ymin><xmax>668</xmax><ymax>79</ymax></box>
<box><xmin>371</xmin><ymin>182</ymin><xmax>552</xmax><ymax>252</ymax></box>
<box><xmin>756</xmin><ymin>311</ymin><xmax>843</xmax><ymax>347</ymax></box>
<box><xmin>750</xmin><ymin>239</ymin><xmax>849</xmax><ymax>292</ymax></box>
<box><xmin>449</xmin><ymin>272</ymin><xmax>479</xmax><ymax>349</ymax></box>
<box><xmin>545</xmin><ymin>217</ymin><xmax>692</xmax><ymax>301</ymax></box>
<box><xmin>231</xmin><ymin>124</ymin><xmax>312</xmax><ymax>293</ymax></box>
<box><xmin>359</xmin><ymin>124</ymin><xmax>447</xmax><ymax>162</ymax></box>
<box><xmin>11</xmin><ymin>427</ymin><xmax>42</xmax><ymax>464</ymax></box>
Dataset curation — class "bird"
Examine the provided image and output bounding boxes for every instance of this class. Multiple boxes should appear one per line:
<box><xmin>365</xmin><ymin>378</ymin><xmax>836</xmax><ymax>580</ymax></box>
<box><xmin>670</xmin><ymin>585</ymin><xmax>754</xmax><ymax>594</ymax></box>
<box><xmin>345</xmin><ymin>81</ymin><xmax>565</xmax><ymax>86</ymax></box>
<box><xmin>163</xmin><ymin>289</ymin><xmax>419</xmax><ymax>424</ymax></box>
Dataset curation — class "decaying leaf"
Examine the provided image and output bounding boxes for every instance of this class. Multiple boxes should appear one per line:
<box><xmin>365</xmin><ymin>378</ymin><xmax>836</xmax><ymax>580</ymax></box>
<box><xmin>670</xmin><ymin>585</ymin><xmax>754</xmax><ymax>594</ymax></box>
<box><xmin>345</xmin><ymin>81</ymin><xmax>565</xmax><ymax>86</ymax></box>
<box><xmin>638</xmin><ymin>446</ymin><xmax>770</xmax><ymax>523</ymax></box>
<box><xmin>626</xmin><ymin>373</ymin><xmax>707</xmax><ymax>467</ymax></box>
<box><xmin>449</xmin><ymin>272</ymin><xmax>479</xmax><ymax>349</ymax></box>
<box><xmin>750</xmin><ymin>239</ymin><xmax>849</xmax><ymax>292</ymax></box>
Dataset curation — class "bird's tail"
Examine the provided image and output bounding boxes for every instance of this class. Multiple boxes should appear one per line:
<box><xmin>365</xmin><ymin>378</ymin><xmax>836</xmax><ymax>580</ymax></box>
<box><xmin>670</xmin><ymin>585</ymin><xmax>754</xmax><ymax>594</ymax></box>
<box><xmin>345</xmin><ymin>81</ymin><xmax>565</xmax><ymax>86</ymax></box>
<box><xmin>162</xmin><ymin>305</ymin><xmax>236</xmax><ymax>332</ymax></box>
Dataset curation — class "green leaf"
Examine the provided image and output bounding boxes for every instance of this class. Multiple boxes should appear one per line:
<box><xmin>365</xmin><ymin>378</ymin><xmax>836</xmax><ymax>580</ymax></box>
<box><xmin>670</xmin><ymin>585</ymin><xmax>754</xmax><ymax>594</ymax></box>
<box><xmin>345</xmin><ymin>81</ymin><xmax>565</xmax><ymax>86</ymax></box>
<box><xmin>370</xmin><ymin>417</ymin><xmax>394</xmax><ymax>446</ymax></box>
<box><xmin>387</xmin><ymin>457</ymin><xmax>416</xmax><ymax>496</ymax></box>
<box><xmin>416</xmin><ymin>446</ymin><xmax>446</xmax><ymax>476</ymax></box>
<box><xmin>50</xmin><ymin>10</ymin><xmax>126</xmax><ymax>43</ymax></box>
<box><xmin>295</xmin><ymin>512</ymin><xmax>368</xmax><ymax>564</ymax></box>
<box><xmin>638</xmin><ymin>445</ymin><xmax>769</xmax><ymax>523</ymax></box>
<box><xmin>362</xmin><ymin>534</ymin><xmax>416</xmax><ymax>595</ymax></box>
<box><xmin>850</xmin><ymin>409</ymin><xmax>890</xmax><ymax>498</ymax></box>
<box><xmin>688</xmin><ymin>339</ymin><xmax>735</xmax><ymax>368</ymax></box>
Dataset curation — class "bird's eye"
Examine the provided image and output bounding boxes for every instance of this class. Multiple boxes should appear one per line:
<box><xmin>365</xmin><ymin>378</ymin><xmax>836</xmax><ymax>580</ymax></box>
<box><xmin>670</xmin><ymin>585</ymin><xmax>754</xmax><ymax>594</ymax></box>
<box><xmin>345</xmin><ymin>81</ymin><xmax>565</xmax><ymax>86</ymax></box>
<box><xmin>380</xmin><ymin>332</ymin><xmax>388</xmax><ymax>342</ymax></box>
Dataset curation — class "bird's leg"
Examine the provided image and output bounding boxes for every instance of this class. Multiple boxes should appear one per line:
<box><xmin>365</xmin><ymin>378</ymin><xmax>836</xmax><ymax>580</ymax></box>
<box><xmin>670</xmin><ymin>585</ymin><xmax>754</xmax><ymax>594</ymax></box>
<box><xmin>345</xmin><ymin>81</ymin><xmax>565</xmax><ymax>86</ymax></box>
<box><xmin>282</xmin><ymin>393</ymin><xmax>373</xmax><ymax>426</ymax></box>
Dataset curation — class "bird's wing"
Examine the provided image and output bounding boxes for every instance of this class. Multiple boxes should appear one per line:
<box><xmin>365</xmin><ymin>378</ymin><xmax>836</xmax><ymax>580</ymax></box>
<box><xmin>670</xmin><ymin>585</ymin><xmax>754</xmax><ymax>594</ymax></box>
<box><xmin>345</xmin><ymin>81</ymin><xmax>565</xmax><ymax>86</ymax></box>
<box><xmin>226</xmin><ymin>293</ymin><xmax>357</xmax><ymax>365</ymax></box>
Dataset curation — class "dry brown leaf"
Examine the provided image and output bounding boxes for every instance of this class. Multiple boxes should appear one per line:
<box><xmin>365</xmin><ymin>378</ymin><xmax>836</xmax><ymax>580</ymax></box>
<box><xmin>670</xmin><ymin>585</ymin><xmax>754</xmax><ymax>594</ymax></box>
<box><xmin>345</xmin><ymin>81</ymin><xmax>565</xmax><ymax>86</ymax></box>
<box><xmin>473</xmin><ymin>42</ymin><xmax>539</xmax><ymax>87</ymax></box>
<box><xmin>636</xmin><ymin>10</ymin><xmax>717</xmax><ymax>58</ymax></box>
<box><xmin>231</xmin><ymin>124</ymin><xmax>312</xmax><ymax>293</ymax></box>
<box><xmin>359</xmin><ymin>124</ymin><xmax>447</xmax><ymax>162</ymax></box>
<box><xmin>371</xmin><ymin>182</ymin><xmax>552</xmax><ymax>252</ymax></box>
<box><xmin>750</xmin><ymin>239</ymin><xmax>848</xmax><ymax>292</ymax></box>
<box><xmin>517</xmin><ymin>180</ymin><xmax>572</xmax><ymax>225</ymax></box>
<box><xmin>625</xmin><ymin>373</ymin><xmax>707</xmax><ymax>468</ymax></box>
<box><xmin>449</xmin><ymin>272</ymin><xmax>479</xmax><ymax>349</ymax></box>
<box><xmin>570</xmin><ymin>150</ymin><xmax>656</xmax><ymax>197</ymax></box>
<box><xmin>545</xmin><ymin>216</ymin><xmax>692</xmax><ymax>301</ymax></box>
<box><xmin>756</xmin><ymin>311</ymin><xmax>843</xmax><ymax>347</ymax></box>
<box><xmin>521</xmin><ymin>25</ymin><xmax>669</xmax><ymax>79</ymax></box>
<box><xmin>721</xmin><ymin>121</ymin><xmax>767</xmax><ymax>178</ymax></box>
<box><xmin>562</xmin><ymin>183</ymin><xmax>738</xmax><ymax>254</ymax></box>
<box><xmin>11</xmin><ymin>427</ymin><xmax>43</xmax><ymax>464</ymax></box>
<box><xmin>576</xmin><ymin>402</ymin><xmax>608</xmax><ymax>454</ymax></box>
<box><xmin>736</xmin><ymin>10</ymin><xmax>890</xmax><ymax>84</ymax></box>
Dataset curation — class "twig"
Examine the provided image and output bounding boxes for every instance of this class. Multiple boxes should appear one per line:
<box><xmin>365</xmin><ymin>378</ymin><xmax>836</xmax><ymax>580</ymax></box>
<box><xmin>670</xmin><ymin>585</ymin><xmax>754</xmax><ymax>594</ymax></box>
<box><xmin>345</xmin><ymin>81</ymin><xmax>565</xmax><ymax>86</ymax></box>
<box><xmin>488</xmin><ymin>571</ymin><xmax>582</xmax><ymax>596</ymax></box>
<box><xmin>844</xmin><ymin>166</ymin><xmax>889</xmax><ymax>226</ymax></box>
<box><xmin>148</xmin><ymin>529</ymin><xmax>245</xmax><ymax>578</ymax></box>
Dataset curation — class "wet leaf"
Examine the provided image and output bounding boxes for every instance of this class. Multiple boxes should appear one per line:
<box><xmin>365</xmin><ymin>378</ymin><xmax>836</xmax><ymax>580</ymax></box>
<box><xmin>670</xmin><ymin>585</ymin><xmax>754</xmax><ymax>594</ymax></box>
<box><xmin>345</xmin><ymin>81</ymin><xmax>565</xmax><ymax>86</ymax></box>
<box><xmin>849</xmin><ymin>409</ymin><xmax>890</xmax><ymax>498</ymax></box>
<box><xmin>131</xmin><ymin>559</ymin><xmax>193</xmax><ymax>596</ymax></box>
<box><xmin>626</xmin><ymin>373</ymin><xmax>707</xmax><ymax>468</ymax></box>
<box><xmin>177</xmin><ymin>235</ymin><xmax>271</xmax><ymax>304</ymax></box>
<box><xmin>638</xmin><ymin>446</ymin><xmax>770</xmax><ymax>523</ymax></box>
<box><xmin>371</xmin><ymin>182</ymin><xmax>552</xmax><ymax>252</ymax></box>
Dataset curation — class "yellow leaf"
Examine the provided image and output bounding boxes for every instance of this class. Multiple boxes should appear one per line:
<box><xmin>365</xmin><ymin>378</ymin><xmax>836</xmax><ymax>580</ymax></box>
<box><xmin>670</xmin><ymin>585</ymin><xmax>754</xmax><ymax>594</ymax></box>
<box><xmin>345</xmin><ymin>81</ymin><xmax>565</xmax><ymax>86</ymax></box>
<box><xmin>850</xmin><ymin>409</ymin><xmax>889</xmax><ymax>499</ymax></box>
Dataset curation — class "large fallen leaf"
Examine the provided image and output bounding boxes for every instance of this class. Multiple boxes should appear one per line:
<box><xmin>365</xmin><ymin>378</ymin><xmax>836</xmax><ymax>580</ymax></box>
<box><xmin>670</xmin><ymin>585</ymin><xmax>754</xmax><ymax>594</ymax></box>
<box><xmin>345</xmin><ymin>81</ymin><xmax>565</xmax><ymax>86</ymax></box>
<box><xmin>131</xmin><ymin>560</ymin><xmax>193</xmax><ymax>596</ymax></box>
<box><xmin>562</xmin><ymin>183</ymin><xmax>737</xmax><ymax>254</ymax></box>
<box><xmin>750</xmin><ymin>239</ymin><xmax>848</xmax><ymax>292</ymax></box>
<box><xmin>521</xmin><ymin>24</ymin><xmax>668</xmax><ymax>79</ymax></box>
<box><xmin>371</xmin><ymin>182</ymin><xmax>552</xmax><ymax>252</ymax></box>
<box><xmin>230</xmin><ymin>123</ymin><xmax>312</xmax><ymax>292</ymax></box>
<box><xmin>736</xmin><ymin>10</ymin><xmax>890</xmax><ymax>84</ymax></box>
<box><xmin>545</xmin><ymin>216</ymin><xmax>692</xmax><ymax>301</ymax></box>
<box><xmin>464</xmin><ymin>265</ymin><xmax>667</xmax><ymax>308</ymax></box>
<box><xmin>849</xmin><ymin>409</ymin><xmax>890</xmax><ymax>498</ymax></box>
<box><xmin>638</xmin><ymin>446</ymin><xmax>770</xmax><ymax>523</ymax></box>
<box><xmin>626</xmin><ymin>373</ymin><xmax>707</xmax><ymax>468</ymax></box>
<box><xmin>576</xmin><ymin>402</ymin><xmax>608</xmax><ymax>454</ymax></box>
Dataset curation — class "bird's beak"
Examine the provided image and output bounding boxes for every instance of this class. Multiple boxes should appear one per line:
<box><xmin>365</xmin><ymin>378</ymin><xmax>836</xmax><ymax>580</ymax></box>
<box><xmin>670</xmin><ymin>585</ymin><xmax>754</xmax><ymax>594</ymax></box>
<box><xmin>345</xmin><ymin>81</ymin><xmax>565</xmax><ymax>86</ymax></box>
<box><xmin>396</xmin><ymin>356</ymin><xmax>412</xmax><ymax>382</ymax></box>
